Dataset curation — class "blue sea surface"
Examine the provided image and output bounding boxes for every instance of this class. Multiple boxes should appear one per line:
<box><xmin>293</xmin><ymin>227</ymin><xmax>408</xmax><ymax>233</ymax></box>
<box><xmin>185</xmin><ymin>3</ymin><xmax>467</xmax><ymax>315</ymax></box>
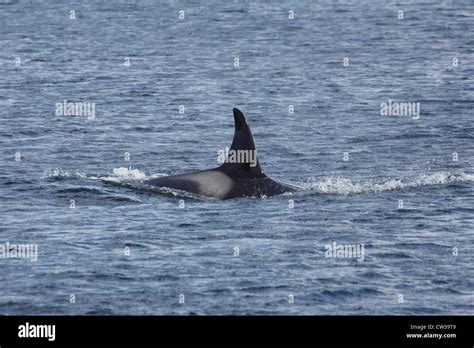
<box><xmin>0</xmin><ymin>0</ymin><xmax>473</xmax><ymax>314</ymax></box>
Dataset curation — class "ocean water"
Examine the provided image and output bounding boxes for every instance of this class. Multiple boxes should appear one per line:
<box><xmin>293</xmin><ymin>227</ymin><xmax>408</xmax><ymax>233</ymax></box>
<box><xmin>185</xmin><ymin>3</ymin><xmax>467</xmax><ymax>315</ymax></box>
<box><xmin>0</xmin><ymin>0</ymin><xmax>473</xmax><ymax>315</ymax></box>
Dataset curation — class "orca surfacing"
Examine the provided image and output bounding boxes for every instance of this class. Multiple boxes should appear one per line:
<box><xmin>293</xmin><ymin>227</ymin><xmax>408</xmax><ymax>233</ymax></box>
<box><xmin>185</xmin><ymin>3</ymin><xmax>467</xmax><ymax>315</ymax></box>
<box><xmin>147</xmin><ymin>108</ymin><xmax>297</xmax><ymax>199</ymax></box>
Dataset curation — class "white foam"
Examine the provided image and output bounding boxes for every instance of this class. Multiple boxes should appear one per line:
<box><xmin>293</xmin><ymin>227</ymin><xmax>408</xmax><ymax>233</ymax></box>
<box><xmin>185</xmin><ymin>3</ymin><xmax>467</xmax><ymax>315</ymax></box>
<box><xmin>302</xmin><ymin>171</ymin><xmax>474</xmax><ymax>195</ymax></box>
<box><xmin>112</xmin><ymin>167</ymin><xmax>147</xmax><ymax>180</ymax></box>
<box><xmin>89</xmin><ymin>167</ymin><xmax>152</xmax><ymax>183</ymax></box>
<box><xmin>42</xmin><ymin>167</ymin><xmax>150</xmax><ymax>182</ymax></box>
<box><xmin>42</xmin><ymin>168</ymin><xmax>86</xmax><ymax>180</ymax></box>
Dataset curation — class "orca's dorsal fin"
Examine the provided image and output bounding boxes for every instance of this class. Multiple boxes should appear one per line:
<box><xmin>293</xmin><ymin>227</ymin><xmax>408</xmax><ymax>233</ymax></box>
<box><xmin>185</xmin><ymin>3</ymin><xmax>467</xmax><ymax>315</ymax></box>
<box><xmin>218</xmin><ymin>108</ymin><xmax>266</xmax><ymax>178</ymax></box>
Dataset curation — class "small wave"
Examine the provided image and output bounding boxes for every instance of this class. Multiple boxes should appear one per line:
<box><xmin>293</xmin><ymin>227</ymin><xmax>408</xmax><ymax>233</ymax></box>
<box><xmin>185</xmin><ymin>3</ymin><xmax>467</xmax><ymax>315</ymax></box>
<box><xmin>100</xmin><ymin>195</ymin><xmax>141</xmax><ymax>203</ymax></box>
<box><xmin>301</xmin><ymin>171</ymin><xmax>474</xmax><ymax>195</ymax></box>
<box><xmin>56</xmin><ymin>187</ymin><xmax>105</xmax><ymax>194</ymax></box>
<box><xmin>42</xmin><ymin>168</ymin><xmax>87</xmax><ymax>180</ymax></box>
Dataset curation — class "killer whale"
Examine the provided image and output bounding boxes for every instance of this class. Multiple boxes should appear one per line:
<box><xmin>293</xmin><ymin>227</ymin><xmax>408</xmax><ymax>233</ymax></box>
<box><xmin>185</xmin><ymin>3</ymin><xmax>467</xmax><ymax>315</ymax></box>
<box><xmin>147</xmin><ymin>108</ymin><xmax>298</xmax><ymax>199</ymax></box>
